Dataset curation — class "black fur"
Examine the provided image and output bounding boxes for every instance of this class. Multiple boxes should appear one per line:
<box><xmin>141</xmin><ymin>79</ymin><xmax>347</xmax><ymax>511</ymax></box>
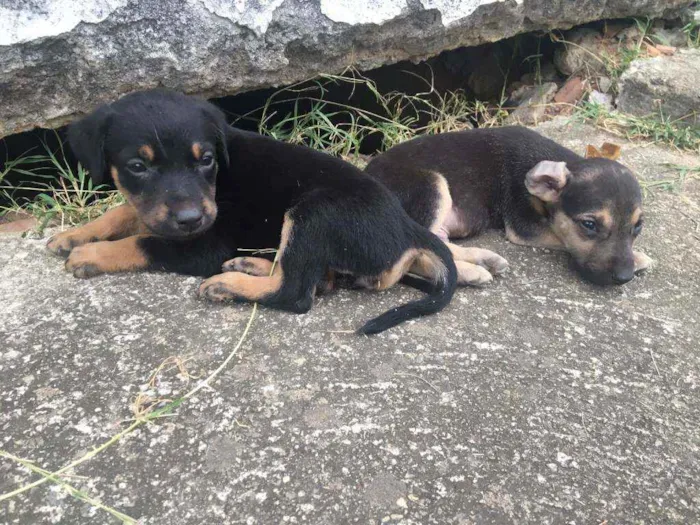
<box><xmin>65</xmin><ymin>89</ymin><xmax>457</xmax><ymax>334</ymax></box>
<box><xmin>366</xmin><ymin>127</ymin><xmax>645</xmax><ymax>285</ymax></box>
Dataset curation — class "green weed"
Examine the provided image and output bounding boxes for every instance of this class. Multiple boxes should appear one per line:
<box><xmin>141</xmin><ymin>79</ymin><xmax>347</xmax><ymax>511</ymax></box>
<box><xmin>1</xmin><ymin>136</ymin><xmax>123</xmax><ymax>234</ymax></box>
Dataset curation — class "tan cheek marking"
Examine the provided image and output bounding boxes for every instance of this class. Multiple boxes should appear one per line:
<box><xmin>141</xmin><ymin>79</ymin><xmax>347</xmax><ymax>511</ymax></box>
<box><xmin>111</xmin><ymin>166</ymin><xmax>145</xmax><ymax>211</ymax></box>
<box><xmin>551</xmin><ymin>212</ymin><xmax>595</xmax><ymax>258</ymax></box>
<box><xmin>191</xmin><ymin>143</ymin><xmax>202</xmax><ymax>160</ymax></box>
<box><xmin>138</xmin><ymin>145</ymin><xmax>155</xmax><ymax>161</ymax></box>
<box><xmin>202</xmin><ymin>198</ymin><xmax>217</xmax><ymax>219</ymax></box>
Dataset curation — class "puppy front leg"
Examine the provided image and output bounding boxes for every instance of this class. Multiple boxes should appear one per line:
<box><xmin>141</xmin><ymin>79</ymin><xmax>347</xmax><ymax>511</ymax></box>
<box><xmin>65</xmin><ymin>235</ymin><xmax>150</xmax><ymax>278</ymax></box>
<box><xmin>505</xmin><ymin>225</ymin><xmax>565</xmax><ymax>251</ymax></box>
<box><xmin>65</xmin><ymin>231</ymin><xmax>237</xmax><ymax>278</ymax></box>
<box><xmin>47</xmin><ymin>204</ymin><xmax>145</xmax><ymax>256</ymax></box>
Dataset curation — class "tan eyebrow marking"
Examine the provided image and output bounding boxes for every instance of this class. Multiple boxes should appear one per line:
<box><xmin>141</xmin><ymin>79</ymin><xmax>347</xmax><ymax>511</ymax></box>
<box><xmin>138</xmin><ymin>145</ymin><xmax>154</xmax><ymax>161</ymax></box>
<box><xmin>191</xmin><ymin>143</ymin><xmax>202</xmax><ymax>160</ymax></box>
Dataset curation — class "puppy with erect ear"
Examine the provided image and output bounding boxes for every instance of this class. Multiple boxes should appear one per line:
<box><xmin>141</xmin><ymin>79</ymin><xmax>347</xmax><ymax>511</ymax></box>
<box><xmin>524</xmin><ymin>161</ymin><xmax>570</xmax><ymax>203</ymax></box>
<box><xmin>365</xmin><ymin>126</ymin><xmax>652</xmax><ymax>286</ymax></box>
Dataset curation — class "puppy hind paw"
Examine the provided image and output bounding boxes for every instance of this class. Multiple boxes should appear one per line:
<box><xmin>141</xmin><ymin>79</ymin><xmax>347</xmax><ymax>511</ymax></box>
<box><xmin>456</xmin><ymin>261</ymin><xmax>493</xmax><ymax>287</ymax></box>
<box><xmin>221</xmin><ymin>257</ymin><xmax>272</xmax><ymax>276</ymax></box>
<box><xmin>458</xmin><ymin>247</ymin><xmax>509</xmax><ymax>276</ymax></box>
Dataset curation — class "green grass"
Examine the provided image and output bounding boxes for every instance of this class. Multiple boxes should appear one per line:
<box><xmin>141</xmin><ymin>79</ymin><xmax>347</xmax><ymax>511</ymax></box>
<box><xmin>683</xmin><ymin>10</ymin><xmax>700</xmax><ymax>48</ymax></box>
<box><xmin>638</xmin><ymin>164</ymin><xmax>700</xmax><ymax>197</ymax></box>
<box><xmin>240</xmin><ymin>68</ymin><xmax>507</xmax><ymax>165</ymax></box>
<box><xmin>575</xmin><ymin>100</ymin><xmax>700</xmax><ymax>153</ymax></box>
<box><xmin>0</xmin><ymin>136</ymin><xmax>123</xmax><ymax>234</ymax></box>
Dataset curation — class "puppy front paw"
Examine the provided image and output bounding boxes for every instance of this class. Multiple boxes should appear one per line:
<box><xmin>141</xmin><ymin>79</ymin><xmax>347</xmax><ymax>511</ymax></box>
<box><xmin>198</xmin><ymin>274</ymin><xmax>240</xmax><ymax>302</ymax></box>
<box><xmin>47</xmin><ymin>230</ymin><xmax>93</xmax><ymax>257</ymax></box>
<box><xmin>634</xmin><ymin>251</ymin><xmax>653</xmax><ymax>273</ymax></box>
<box><xmin>64</xmin><ymin>244</ymin><xmax>107</xmax><ymax>278</ymax></box>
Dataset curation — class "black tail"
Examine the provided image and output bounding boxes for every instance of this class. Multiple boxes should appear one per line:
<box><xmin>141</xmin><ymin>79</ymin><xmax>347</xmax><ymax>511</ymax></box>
<box><xmin>358</xmin><ymin>224</ymin><xmax>458</xmax><ymax>335</ymax></box>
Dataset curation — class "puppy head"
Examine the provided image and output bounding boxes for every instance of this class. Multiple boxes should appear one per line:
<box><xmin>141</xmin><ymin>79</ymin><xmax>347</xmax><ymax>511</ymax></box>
<box><xmin>68</xmin><ymin>89</ymin><xmax>229</xmax><ymax>239</ymax></box>
<box><xmin>525</xmin><ymin>158</ymin><xmax>643</xmax><ymax>285</ymax></box>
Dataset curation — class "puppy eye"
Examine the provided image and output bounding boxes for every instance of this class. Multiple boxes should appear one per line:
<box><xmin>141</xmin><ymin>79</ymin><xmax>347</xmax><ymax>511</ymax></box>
<box><xmin>200</xmin><ymin>153</ymin><xmax>215</xmax><ymax>168</ymax></box>
<box><xmin>633</xmin><ymin>220</ymin><xmax>643</xmax><ymax>235</ymax></box>
<box><xmin>127</xmin><ymin>160</ymin><xmax>148</xmax><ymax>174</ymax></box>
<box><xmin>579</xmin><ymin>219</ymin><xmax>597</xmax><ymax>232</ymax></box>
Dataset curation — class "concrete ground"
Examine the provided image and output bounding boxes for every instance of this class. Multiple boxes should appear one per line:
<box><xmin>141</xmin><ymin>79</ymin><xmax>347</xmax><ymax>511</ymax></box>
<box><xmin>1</xmin><ymin>119</ymin><xmax>699</xmax><ymax>524</ymax></box>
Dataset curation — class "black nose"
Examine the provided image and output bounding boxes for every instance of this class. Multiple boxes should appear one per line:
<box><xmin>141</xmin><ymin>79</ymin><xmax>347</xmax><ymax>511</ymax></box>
<box><xmin>174</xmin><ymin>208</ymin><xmax>203</xmax><ymax>231</ymax></box>
<box><xmin>612</xmin><ymin>268</ymin><xmax>635</xmax><ymax>285</ymax></box>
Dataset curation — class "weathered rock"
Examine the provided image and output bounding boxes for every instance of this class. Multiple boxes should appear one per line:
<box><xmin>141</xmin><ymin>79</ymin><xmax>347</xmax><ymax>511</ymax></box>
<box><xmin>589</xmin><ymin>90</ymin><xmax>614</xmax><ymax>111</ymax></box>
<box><xmin>553</xmin><ymin>76</ymin><xmax>586</xmax><ymax>105</ymax></box>
<box><xmin>617</xmin><ymin>49</ymin><xmax>700</xmax><ymax>125</ymax></box>
<box><xmin>652</xmin><ymin>26</ymin><xmax>688</xmax><ymax>47</ymax></box>
<box><xmin>553</xmin><ymin>28</ymin><xmax>608</xmax><ymax>77</ymax></box>
<box><xmin>0</xmin><ymin>0</ymin><xmax>693</xmax><ymax>137</ymax></box>
<box><xmin>505</xmin><ymin>82</ymin><xmax>558</xmax><ymax>125</ymax></box>
<box><xmin>519</xmin><ymin>61</ymin><xmax>559</xmax><ymax>86</ymax></box>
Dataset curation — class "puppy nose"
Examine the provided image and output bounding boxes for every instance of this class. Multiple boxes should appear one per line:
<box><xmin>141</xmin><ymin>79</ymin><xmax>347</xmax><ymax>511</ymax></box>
<box><xmin>174</xmin><ymin>207</ymin><xmax>203</xmax><ymax>230</ymax></box>
<box><xmin>612</xmin><ymin>268</ymin><xmax>635</xmax><ymax>285</ymax></box>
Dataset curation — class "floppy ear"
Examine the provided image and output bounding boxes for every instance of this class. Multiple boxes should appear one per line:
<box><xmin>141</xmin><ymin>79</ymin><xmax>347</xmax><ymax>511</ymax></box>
<box><xmin>198</xmin><ymin>101</ymin><xmax>230</xmax><ymax>170</ymax></box>
<box><xmin>67</xmin><ymin>104</ymin><xmax>114</xmax><ymax>185</ymax></box>
<box><xmin>525</xmin><ymin>161</ymin><xmax>570</xmax><ymax>202</ymax></box>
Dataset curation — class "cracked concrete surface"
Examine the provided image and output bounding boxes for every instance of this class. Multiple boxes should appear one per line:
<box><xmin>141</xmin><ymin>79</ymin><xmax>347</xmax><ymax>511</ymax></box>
<box><xmin>1</xmin><ymin>120</ymin><xmax>699</xmax><ymax>523</ymax></box>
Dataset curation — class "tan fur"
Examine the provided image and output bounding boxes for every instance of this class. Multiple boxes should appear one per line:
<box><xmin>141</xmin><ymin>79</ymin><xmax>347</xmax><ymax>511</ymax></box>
<box><xmin>112</xmin><ymin>166</ymin><xmax>170</xmax><ymax>227</ymax></box>
<box><xmin>429</xmin><ymin>172</ymin><xmax>453</xmax><ymax>237</ymax></box>
<box><xmin>191</xmin><ymin>143</ymin><xmax>202</xmax><ymax>160</ymax></box>
<box><xmin>223</xmin><ymin>257</ymin><xmax>274</xmax><ymax>276</ymax></box>
<box><xmin>596</xmin><ymin>208</ymin><xmax>613</xmax><ymax>230</ymax></box>
<box><xmin>200</xmin><ymin>215</ymin><xmax>293</xmax><ymax>301</ymax></box>
<box><xmin>65</xmin><ymin>235</ymin><xmax>149</xmax><ymax>277</ymax></box>
<box><xmin>47</xmin><ymin>204</ymin><xmax>147</xmax><ymax>255</ymax></box>
<box><xmin>409</xmin><ymin>253</ymin><xmax>491</xmax><ymax>286</ymax></box>
<box><xmin>376</xmin><ymin>249</ymin><xmax>420</xmax><ymax>290</ymax></box>
<box><xmin>138</xmin><ymin>145</ymin><xmax>155</xmax><ymax>161</ymax></box>
<box><xmin>550</xmin><ymin>211</ymin><xmax>595</xmax><ymax>258</ymax></box>
<box><xmin>634</xmin><ymin>251</ymin><xmax>653</xmax><ymax>272</ymax></box>
<box><xmin>448</xmin><ymin>244</ymin><xmax>509</xmax><ymax>275</ymax></box>
<box><xmin>505</xmin><ymin>224</ymin><xmax>566</xmax><ymax>250</ymax></box>
<box><xmin>631</xmin><ymin>207</ymin><xmax>643</xmax><ymax>226</ymax></box>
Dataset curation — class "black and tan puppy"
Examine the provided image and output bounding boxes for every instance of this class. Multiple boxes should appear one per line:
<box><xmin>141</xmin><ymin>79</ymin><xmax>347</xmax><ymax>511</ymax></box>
<box><xmin>365</xmin><ymin>127</ymin><xmax>652</xmax><ymax>285</ymax></box>
<box><xmin>47</xmin><ymin>89</ymin><xmax>457</xmax><ymax>335</ymax></box>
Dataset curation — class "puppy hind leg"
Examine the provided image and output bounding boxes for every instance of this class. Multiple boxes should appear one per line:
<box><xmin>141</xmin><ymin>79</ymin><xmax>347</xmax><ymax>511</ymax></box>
<box><xmin>222</xmin><ymin>256</ymin><xmax>274</xmax><ymax>276</ymax></box>
<box><xmin>409</xmin><ymin>254</ymin><xmax>492</xmax><ymax>287</ymax></box>
<box><xmin>447</xmin><ymin>243</ymin><xmax>509</xmax><ymax>275</ymax></box>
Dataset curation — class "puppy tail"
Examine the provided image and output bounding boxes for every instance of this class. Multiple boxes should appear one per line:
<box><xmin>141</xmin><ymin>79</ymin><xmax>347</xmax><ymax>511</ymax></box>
<box><xmin>358</xmin><ymin>224</ymin><xmax>457</xmax><ymax>335</ymax></box>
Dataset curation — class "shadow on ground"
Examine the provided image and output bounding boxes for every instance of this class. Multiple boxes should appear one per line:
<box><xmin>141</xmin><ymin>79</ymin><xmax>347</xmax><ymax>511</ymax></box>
<box><xmin>1</xmin><ymin>119</ymin><xmax>699</xmax><ymax>524</ymax></box>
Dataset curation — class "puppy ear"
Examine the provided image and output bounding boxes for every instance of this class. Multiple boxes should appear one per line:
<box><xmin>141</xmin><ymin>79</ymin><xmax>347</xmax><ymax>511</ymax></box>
<box><xmin>198</xmin><ymin>101</ymin><xmax>230</xmax><ymax>169</ymax></box>
<box><xmin>585</xmin><ymin>145</ymin><xmax>602</xmax><ymax>159</ymax></box>
<box><xmin>525</xmin><ymin>161</ymin><xmax>570</xmax><ymax>202</ymax></box>
<box><xmin>67</xmin><ymin>105</ymin><xmax>114</xmax><ymax>185</ymax></box>
<box><xmin>599</xmin><ymin>142</ymin><xmax>621</xmax><ymax>161</ymax></box>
